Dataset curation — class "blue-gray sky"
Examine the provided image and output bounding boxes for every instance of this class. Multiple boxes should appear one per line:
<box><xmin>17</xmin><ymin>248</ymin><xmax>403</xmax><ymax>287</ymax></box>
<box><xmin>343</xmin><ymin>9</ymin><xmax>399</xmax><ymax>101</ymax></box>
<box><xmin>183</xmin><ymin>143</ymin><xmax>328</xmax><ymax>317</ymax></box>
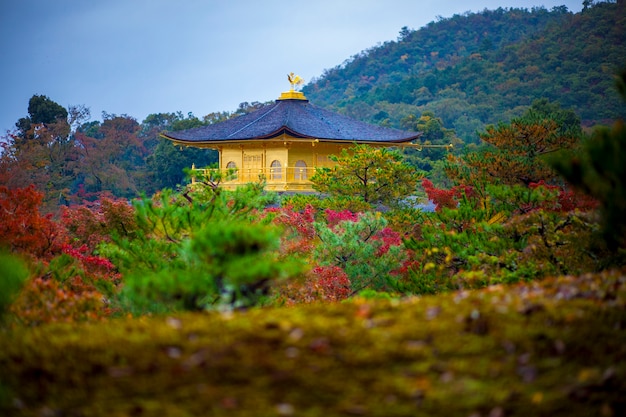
<box><xmin>0</xmin><ymin>0</ymin><xmax>582</xmax><ymax>135</ymax></box>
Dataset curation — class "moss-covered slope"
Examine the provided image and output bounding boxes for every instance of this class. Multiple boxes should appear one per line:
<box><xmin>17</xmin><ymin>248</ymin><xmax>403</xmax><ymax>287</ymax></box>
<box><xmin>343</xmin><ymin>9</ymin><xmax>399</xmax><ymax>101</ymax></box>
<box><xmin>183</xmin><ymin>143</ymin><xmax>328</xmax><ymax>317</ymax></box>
<box><xmin>1</xmin><ymin>270</ymin><xmax>625</xmax><ymax>416</ymax></box>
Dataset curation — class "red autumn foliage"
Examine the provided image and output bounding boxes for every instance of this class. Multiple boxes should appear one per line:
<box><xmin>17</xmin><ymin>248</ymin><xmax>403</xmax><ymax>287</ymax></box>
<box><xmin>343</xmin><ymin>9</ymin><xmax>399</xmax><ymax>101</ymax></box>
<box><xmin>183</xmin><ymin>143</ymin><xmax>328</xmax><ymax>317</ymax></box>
<box><xmin>324</xmin><ymin>209</ymin><xmax>359</xmax><ymax>228</ymax></box>
<box><xmin>0</xmin><ymin>187</ymin><xmax>124</xmax><ymax>325</ymax></box>
<box><xmin>0</xmin><ymin>185</ymin><xmax>67</xmax><ymax>259</ymax></box>
<box><xmin>60</xmin><ymin>243</ymin><xmax>121</xmax><ymax>285</ymax></box>
<box><xmin>270</xmin><ymin>204</ymin><xmax>317</xmax><ymax>256</ymax></box>
<box><xmin>309</xmin><ymin>265</ymin><xmax>352</xmax><ymax>301</ymax></box>
<box><xmin>372</xmin><ymin>227</ymin><xmax>403</xmax><ymax>257</ymax></box>
<box><xmin>422</xmin><ymin>178</ymin><xmax>477</xmax><ymax>212</ymax></box>
<box><xmin>10</xmin><ymin>277</ymin><xmax>110</xmax><ymax>326</ymax></box>
<box><xmin>61</xmin><ymin>196</ymin><xmax>137</xmax><ymax>249</ymax></box>
<box><xmin>276</xmin><ymin>204</ymin><xmax>317</xmax><ymax>239</ymax></box>
<box><xmin>9</xmin><ymin>243</ymin><xmax>120</xmax><ymax>325</ymax></box>
<box><xmin>528</xmin><ymin>181</ymin><xmax>598</xmax><ymax>213</ymax></box>
<box><xmin>276</xmin><ymin>265</ymin><xmax>352</xmax><ymax>305</ymax></box>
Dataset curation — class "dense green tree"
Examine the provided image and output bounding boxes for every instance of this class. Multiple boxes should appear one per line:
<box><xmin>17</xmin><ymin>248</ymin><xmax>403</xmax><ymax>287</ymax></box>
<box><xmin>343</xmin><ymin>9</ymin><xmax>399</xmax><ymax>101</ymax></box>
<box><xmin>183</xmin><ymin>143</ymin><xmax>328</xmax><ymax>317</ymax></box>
<box><xmin>146</xmin><ymin>112</ymin><xmax>218</xmax><ymax>191</ymax></box>
<box><xmin>0</xmin><ymin>252</ymin><xmax>29</xmax><ymax>322</ymax></box>
<box><xmin>2</xmin><ymin>95</ymin><xmax>75</xmax><ymax>210</ymax></box>
<box><xmin>551</xmin><ymin>67</ymin><xmax>626</xmax><ymax>251</ymax></box>
<box><xmin>15</xmin><ymin>95</ymin><xmax>69</xmax><ymax>138</ymax></box>
<box><xmin>446</xmin><ymin>100</ymin><xmax>582</xmax><ymax>191</ymax></box>
<box><xmin>147</xmin><ymin>139</ymin><xmax>217</xmax><ymax>191</ymax></box>
<box><xmin>311</xmin><ymin>144</ymin><xmax>423</xmax><ymax>208</ymax></box>
<box><xmin>400</xmin><ymin>110</ymin><xmax>461</xmax><ymax>171</ymax></box>
<box><xmin>100</xmin><ymin>182</ymin><xmax>299</xmax><ymax>312</ymax></box>
<box><xmin>314</xmin><ymin>212</ymin><xmax>406</xmax><ymax>294</ymax></box>
<box><xmin>526</xmin><ymin>98</ymin><xmax>583</xmax><ymax>135</ymax></box>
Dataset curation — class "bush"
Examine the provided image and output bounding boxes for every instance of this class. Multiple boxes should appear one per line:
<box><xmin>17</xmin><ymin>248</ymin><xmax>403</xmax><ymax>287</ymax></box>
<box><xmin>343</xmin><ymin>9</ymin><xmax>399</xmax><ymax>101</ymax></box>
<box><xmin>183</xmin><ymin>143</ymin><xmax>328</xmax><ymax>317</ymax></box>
<box><xmin>0</xmin><ymin>252</ymin><xmax>29</xmax><ymax>321</ymax></box>
<box><xmin>314</xmin><ymin>212</ymin><xmax>407</xmax><ymax>294</ymax></box>
<box><xmin>551</xmin><ymin>67</ymin><xmax>626</xmax><ymax>253</ymax></box>
<box><xmin>103</xmin><ymin>184</ymin><xmax>303</xmax><ymax>313</ymax></box>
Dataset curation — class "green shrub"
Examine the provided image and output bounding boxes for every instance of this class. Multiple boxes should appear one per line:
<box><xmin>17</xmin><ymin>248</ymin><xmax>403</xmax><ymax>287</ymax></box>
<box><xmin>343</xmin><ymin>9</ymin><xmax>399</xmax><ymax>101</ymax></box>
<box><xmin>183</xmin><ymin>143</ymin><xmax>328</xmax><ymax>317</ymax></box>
<box><xmin>551</xmin><ymin>67</ymin><xmax>626</xmax><ymax>253</ymax></box>
<box><xmin>103</xmin><ymin>184</ymin><xmax>303</xmax><ymax>314</ymax></box>
<box><xmin>314</xmin><ymin>212</ymin><xmax>406</xmax><ymax>294</ymax></box>
<box><xmin>0</xmin><ymin>252</ymin><xmax>29</xmax><ymax>321</ymax></box>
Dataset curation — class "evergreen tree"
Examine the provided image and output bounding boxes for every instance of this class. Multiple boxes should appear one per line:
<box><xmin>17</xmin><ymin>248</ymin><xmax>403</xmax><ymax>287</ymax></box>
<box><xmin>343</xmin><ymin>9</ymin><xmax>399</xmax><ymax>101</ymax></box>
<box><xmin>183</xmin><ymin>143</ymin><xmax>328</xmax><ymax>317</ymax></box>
<box><xmin>311</xmin><ymin>144</ymin><xmax>423</xmax><ymax>208</ymax></box>
<box><xmin>551</xmin><ymin>67</ymin><xmax>626</xmax><ymax>251</ymax></box>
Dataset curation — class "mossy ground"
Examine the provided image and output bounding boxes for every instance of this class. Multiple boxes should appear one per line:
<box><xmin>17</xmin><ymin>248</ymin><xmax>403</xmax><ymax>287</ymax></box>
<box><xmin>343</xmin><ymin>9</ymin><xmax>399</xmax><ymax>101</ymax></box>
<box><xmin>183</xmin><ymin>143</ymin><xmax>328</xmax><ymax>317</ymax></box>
<box><xmin>1</xmin><ymin>270</ymin><xmax>625</xmax><ymax>417</ymax></box>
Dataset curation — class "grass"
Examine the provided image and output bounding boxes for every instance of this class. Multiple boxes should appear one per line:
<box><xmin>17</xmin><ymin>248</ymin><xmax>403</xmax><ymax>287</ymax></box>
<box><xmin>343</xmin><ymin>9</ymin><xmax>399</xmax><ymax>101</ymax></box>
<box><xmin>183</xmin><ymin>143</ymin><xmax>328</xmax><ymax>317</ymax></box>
<box><xmin>1</xmin><ymin>269</ymin><xmax>625</xmax><ymax>416</ymax></box>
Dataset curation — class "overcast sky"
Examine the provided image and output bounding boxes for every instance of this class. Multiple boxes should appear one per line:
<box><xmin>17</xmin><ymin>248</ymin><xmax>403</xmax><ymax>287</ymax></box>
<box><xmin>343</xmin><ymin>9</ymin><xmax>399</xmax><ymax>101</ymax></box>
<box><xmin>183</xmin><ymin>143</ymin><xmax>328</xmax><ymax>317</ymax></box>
<box><xmin>0</xmin><ymin>0</ymin><xmax>583</xmax><ymax>134</ymax></box>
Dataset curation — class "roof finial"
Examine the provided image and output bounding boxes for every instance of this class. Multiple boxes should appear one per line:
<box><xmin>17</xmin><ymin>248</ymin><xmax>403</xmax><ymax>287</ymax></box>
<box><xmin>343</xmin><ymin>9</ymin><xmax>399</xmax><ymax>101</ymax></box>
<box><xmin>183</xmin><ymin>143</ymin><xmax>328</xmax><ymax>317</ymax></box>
<box><xmin>287</xmin><ymin>72</ymin><xmax>304</xmax><ymax>91</ymax></box>
<box><xmin>279</xmin><ymin>72</ymin><xmax>307</xmax><ymax>101</ymax></box>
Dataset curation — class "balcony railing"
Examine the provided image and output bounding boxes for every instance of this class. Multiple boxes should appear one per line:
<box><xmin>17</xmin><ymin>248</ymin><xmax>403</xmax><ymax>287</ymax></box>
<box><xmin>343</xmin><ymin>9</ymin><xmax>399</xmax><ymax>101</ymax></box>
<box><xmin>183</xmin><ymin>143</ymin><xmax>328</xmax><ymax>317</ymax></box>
<box><xmin>190</xmin><ymin>166</ymin><xmax>319</xmax><ymax>191</ymax></box>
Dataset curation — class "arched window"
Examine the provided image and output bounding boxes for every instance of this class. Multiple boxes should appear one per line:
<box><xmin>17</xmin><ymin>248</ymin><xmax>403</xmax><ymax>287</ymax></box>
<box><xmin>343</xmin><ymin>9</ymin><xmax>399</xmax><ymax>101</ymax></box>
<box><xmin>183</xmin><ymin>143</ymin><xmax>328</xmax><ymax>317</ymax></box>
<box><xmin>294</xmin><ymin>160</ymin><xmax>307</xmax><ymax>180</ymax></box>
<box><xmin>270</xmin><ymin>160</ymin><xmax>282</xmax><ymax>180</ymax></box>
<box><xmin>225</xmin><ymin>161</ymin><xmax>238</xmax><ymax>179</ymax></box>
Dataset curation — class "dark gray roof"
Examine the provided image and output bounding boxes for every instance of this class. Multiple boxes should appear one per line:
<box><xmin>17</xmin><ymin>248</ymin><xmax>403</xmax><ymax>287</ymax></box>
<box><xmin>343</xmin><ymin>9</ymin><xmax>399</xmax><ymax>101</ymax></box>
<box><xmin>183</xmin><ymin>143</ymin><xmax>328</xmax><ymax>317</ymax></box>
<box><xmin>162</xmin><ymin>99</ymin><xmax>421</xmax><ymax>143</ymax></box>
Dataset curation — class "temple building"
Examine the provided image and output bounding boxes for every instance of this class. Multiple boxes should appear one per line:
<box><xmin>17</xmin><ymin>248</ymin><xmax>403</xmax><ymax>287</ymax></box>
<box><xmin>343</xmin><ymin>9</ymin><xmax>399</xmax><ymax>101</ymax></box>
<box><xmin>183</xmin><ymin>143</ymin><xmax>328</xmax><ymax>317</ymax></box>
<box><xmin>161</xmin><ymin>74</ymin><xmax>431</xmax><ymax>192</ymax></box>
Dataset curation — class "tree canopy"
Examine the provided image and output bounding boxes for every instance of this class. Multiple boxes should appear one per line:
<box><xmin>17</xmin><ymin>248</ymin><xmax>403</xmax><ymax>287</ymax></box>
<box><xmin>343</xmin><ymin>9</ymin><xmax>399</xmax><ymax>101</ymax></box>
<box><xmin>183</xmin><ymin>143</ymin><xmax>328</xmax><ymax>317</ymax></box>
<box><xmin>444</xmin><ymin>99</ymin><xmax>583</xmax><ymax>191</ymax></box>
<box><xmin>15</xmin><ymin>94</ymin><xmax>69</xmax><ymax>136</ymax></box>
<box><xmin>303</xmin><ymin>2</ymin><xmax>624</xmax><ymax>143</ymax></box>
<box><xmin>311</xmin><ymin>144</ymin><xmax>423</xmax><ymax>208</ymax></box>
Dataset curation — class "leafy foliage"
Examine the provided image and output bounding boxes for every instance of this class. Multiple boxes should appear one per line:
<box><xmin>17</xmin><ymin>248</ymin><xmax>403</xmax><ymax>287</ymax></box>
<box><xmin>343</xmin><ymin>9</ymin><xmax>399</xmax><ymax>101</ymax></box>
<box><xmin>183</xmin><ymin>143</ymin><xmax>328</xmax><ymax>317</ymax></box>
<box><xmin>146</xmin><ymin>112</ymin><xmax>218</xmax><ymax>191</ymax></box>
<box><xmin>280</xmin><ymin>193</ymin><xmax>373</xmax><ymax>213</ymax></box>
<box><xmin>421</xmin><ymin>178</ymin><xmax>475</xmax><ymax>212</ymax></box>
<box><xmin>311</xmin><ymin>144</ymin><xmax>423</xmax><ymax>208</ymax></box>
<box><xmin>314</xmin><ymin>211</ymin><xmax>406</xmax><ymax>294</ymax></box>
<box><xmin>9</xmin><ymin>276</ymin><xmax>109</xmax><ymax>326</ymax></box>
<box><xmin>445</xmin><ymin>100</ymin><xmax>582</xmax><ymax>190</ymax></box>
<box><xmin>7</xmin><ymin>240</ymin><xmax>120</xmax><ymax>326</ymax></box>
<box><xmin>2</xmin><ymin>96</ymin><xmax>75</xmax><ymax>210</ymax></box>
<box><xmin>100</xmin><ymin>182</ymin><xmax>301</xmax><ymax>313</ymax></box>
<box><xmin>61</xmin><ymin>196</ymin><xmax>138</xmax><ymax>248</ymax></box>
<box><xmin>400</xmin><ymin>110</ymin><xmax>462</xmax><ymax>171</ymax></box>
<box><xmin>0</xmin><ymin>252</ymin><xmax>29</xmax><ymax>321</ymax></box>
<box><xmin>0</xmin><ymin>185</ymin><xmax>66</xmax><ymax>259</ymax></box>
<box><xmin>551</xmin><ymin>68</ymin><xmax>626</xmax><ymax>251</ymax></box>
<box><xmin>270</xmin><ymin>203</ymin><xmax>317</xmax><ymax>258</ymax></box>
<box><xmin>270</xmin><ymin>265</ymin><xmax>352</xmax><ymax>305</ymax></box>
<box><xmin>397</xmin><ymin>172</ymin><xmax>606</xmax><ymax>296</ymax></box>
<box><xmin>303</xmin><ymin>3</ymin><xmax>624</xmax><ymax>143</ymax></box>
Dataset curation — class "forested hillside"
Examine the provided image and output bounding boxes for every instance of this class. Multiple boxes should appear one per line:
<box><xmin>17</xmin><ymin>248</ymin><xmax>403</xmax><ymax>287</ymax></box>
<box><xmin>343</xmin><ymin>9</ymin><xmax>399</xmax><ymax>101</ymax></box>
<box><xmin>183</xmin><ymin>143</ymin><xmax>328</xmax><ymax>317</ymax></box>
<box><xmin>303</xmin><ymin>1</ymin><xmax>625</xmax><ymax>143</ymax></box>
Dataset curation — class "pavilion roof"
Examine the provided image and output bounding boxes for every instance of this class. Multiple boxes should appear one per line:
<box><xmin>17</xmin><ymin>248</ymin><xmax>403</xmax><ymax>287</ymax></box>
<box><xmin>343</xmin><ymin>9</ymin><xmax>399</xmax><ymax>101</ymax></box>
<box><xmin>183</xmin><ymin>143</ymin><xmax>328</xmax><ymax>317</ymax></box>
<box><xmin>161</xmin><ymin>99</ymin><xmax>421</xmax><ymax>144</ymax></box>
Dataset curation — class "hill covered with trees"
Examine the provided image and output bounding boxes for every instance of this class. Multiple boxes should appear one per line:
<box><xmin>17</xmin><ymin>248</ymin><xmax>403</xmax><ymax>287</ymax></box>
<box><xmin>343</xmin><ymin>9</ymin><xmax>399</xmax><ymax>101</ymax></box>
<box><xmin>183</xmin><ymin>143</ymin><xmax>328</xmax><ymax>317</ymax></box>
<box><xmin>303</xmin><ymin>1</ymin><xmax>625</xmax><ymax>143</ymax></box>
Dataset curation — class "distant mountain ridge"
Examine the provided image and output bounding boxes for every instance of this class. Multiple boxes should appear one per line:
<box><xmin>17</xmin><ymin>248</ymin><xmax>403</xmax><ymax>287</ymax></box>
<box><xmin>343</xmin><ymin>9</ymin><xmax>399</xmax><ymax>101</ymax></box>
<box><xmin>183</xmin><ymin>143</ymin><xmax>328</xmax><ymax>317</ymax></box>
<box><xmin>302</xmin><ymin>1</ymin><xmax>625</xmax><ymax>143</ymax></box>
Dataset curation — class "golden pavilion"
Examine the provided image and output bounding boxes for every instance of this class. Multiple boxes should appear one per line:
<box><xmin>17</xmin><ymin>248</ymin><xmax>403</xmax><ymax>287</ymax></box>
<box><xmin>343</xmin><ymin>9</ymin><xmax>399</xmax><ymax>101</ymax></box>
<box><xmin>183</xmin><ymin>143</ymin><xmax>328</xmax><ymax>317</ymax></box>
<box><xmin>161</xmin><ymin>74</ymin><xmax>427</xmax><ymax>192</ymax></box>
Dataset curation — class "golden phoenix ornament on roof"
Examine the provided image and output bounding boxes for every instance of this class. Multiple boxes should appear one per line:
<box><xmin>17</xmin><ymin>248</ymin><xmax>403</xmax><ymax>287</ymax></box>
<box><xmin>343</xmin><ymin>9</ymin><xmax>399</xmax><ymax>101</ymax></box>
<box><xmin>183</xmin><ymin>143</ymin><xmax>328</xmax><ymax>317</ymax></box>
<box><xmin>287</xmin><ymin>72</ymin><xmax>304</xmax><ymax>90</ymax></box>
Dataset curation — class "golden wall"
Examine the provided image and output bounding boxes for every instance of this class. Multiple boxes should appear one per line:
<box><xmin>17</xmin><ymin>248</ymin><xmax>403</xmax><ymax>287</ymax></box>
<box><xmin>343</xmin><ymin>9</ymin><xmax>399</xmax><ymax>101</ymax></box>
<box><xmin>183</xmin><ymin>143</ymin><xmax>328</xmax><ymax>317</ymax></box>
<box><xmin>218</xmin><ymin>137</ymin><xmax>348</xmax><ymax>172</ymax></box>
